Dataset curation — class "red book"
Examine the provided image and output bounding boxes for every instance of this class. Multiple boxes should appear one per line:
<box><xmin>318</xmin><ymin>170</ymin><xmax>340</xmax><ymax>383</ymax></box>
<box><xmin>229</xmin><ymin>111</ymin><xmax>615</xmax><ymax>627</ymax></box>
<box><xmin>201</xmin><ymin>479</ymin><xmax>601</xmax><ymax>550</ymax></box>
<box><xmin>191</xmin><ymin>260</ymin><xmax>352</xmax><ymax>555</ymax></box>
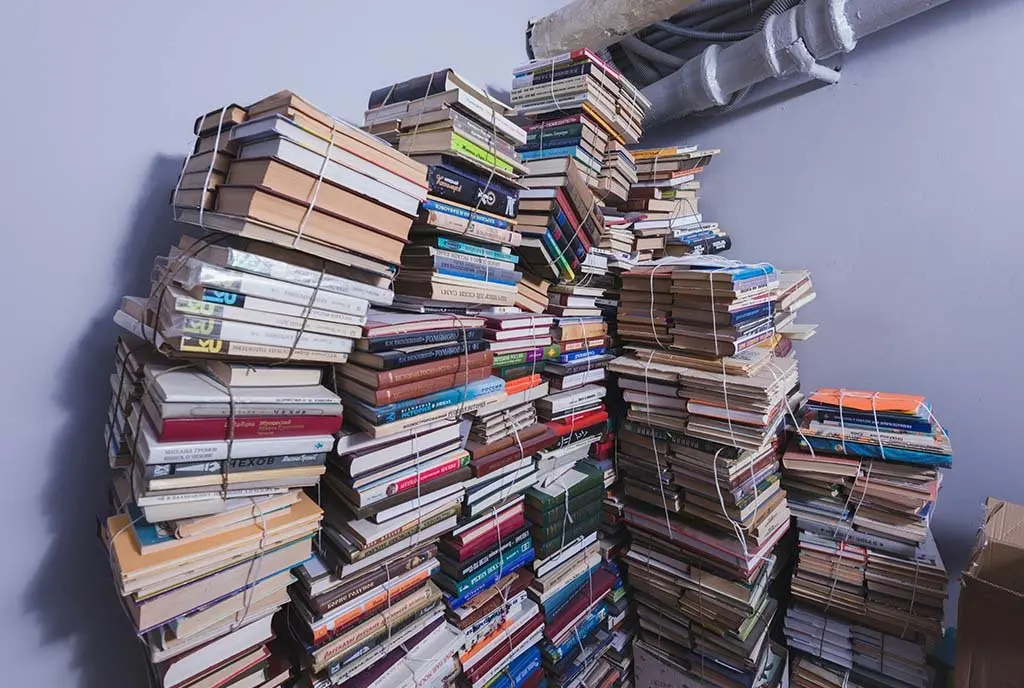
<box><xmin>473</xmin><ymin>428</ymin><xmax>560</xmax><ymax>478</ymax></box>
<box><xmin>546</xmin><ymin>408</ymin><xmax>608</xmax><ymax>439</ymax></box>
<box><xmin>441</xmin><ymin>511</ymin><xmax>527</xmax><ymax>563</ymax></box>
<box><xmin>154</xmin><ymin>414</ymin><xmax>343</xmax><ymax>443</ymax></box>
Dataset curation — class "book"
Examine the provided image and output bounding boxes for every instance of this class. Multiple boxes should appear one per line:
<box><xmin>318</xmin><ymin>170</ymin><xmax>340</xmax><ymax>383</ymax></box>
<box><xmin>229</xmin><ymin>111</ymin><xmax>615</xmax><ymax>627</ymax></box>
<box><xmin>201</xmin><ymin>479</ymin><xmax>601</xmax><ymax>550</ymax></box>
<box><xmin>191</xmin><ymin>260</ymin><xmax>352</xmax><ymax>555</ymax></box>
<box><xmin>346</xmin><ymin>338</ymin><xmax>488</xmax><ymax>370</ymax></box>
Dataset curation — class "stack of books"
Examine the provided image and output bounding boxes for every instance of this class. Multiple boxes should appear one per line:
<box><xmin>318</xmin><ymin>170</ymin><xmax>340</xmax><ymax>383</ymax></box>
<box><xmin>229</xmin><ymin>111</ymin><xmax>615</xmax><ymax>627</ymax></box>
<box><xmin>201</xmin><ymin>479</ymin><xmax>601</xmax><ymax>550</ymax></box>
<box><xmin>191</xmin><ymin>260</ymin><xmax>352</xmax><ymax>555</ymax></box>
<box><xmin>290</xmin><ymin>419</ymin><xmax>467</xmax><ymax>686</ymax></box>
<box><xmin>515</xmin><ymin>158</ymin><xmax>604</xmax><ymax>283</ymax></box>
<box><xmin>363</xmin><ymin>69</ymin><xmax>529</xmax><ymax>309</ymax></box>
<box><xmin>517</xmin><ymin>274</ymin><xmax>552</xmax><ymax>314</ymax></box>
<box><xmin>103</xmin><ymin>89</ymin><xmax>438</xmax><ymax>688</ymax></box>
<box><xmin>595</xmin><ymin>141</ymin><xmax>638</xmax><ymax>204</ymax></box>
<box><xmin>607</xmin><ymin>255</ymin><xmax>803</xmax><ymax>688</ymax></box>
<box><xmin>522</xmin><ymin>464</ymin><xmax>621</xmax><ymax>686</ymax></box>
<box><xmin>781</xmin><ymin>389</ymin><xmax>952</xmax><ymax>688</ymax></box>
<box><xmin>512</xmin><ymin>49</ymin><xmax>649</xmax><ymax>177</ymax></box>
<box><xmin>625</xmin><ymin>146</ymin><xmax>730</xmax><ymax>259</ymax></box>
<box><xmin>774</xmin><ymin>270</ymin><xmax>818</xmax><ymax>342</ymax></box>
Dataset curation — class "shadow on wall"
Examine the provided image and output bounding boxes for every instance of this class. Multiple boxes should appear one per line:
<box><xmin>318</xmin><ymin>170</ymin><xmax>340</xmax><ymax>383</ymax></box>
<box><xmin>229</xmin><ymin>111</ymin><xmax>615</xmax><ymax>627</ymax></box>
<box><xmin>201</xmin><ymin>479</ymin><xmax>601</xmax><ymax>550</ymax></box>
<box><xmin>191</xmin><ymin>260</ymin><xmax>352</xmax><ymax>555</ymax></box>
<box><xmin>24</xmin><ymin>154</ymin><xmax>184</xmax><ymax>688</ymax></box>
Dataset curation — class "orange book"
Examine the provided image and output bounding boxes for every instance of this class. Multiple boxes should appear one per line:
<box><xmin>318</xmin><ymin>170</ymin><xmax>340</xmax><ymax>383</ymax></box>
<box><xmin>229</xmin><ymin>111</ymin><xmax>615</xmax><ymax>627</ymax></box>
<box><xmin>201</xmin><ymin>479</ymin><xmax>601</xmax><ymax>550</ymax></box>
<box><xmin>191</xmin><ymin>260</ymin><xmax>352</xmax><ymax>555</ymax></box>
<box><xmin>809</xmin><ymin>389</ymin><xmax>926</xmax><ymax>415</ymax></box>
<box><xmin>505</xmin><ymin>374</ymin><xmax>542</xmax><ymax>396</ymax></box>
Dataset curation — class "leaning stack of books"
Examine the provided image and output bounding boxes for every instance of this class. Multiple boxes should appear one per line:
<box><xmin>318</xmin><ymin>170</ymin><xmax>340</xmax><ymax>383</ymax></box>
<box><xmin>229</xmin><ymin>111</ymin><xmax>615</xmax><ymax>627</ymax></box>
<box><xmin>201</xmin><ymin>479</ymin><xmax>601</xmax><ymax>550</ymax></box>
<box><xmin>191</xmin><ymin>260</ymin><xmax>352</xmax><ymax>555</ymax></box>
<box><xmin>363</xmin><ymin>69</ymin><xmax>529</xmax><ymax>310</ymax></box>
<box><xmin>594</xmin><ymin>141</ymin><xmax>637</xmax><ymax>205</ymax></box>
<box><xmin>517</xmin><ymin>274</ymin><xmax>553</xmax><ymax>314</ymax></box>
<box><xmin>608</xmin><ymin>256</ymin><xmax>798</xmax><ymax>688</ymax></box>
<box><xmin>782</xmin><ymin>389</ymin><xmax>952</xmax><ymax>688</ymax></box>
<box><xmin>626</xmin><ymin>146</ymin><xmax>731</xmax><ymax>259</ymax></box>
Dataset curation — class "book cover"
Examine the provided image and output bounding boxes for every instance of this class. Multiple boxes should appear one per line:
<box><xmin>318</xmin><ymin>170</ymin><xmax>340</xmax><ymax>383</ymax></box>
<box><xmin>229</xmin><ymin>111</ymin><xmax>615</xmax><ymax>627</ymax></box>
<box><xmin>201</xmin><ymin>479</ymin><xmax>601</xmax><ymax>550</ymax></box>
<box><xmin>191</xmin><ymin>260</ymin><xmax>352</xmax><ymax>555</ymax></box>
<box><xmin>357</xmin><ymin>326</ymin><xmax>484</xmax><ymax>353</ymax></box>
<box><xmin>426</xmin><ymin>163</ymin><xmax>519</xmax><ymax>219</ymax></box>
<box><xmin>433</xmin><ymin>236</ymin><xmax>518</xmax><ymax>263</ymax></box>
<box><xmin>343</xmin><ymin>376</ymin><xmax>504</xmax><ymax>425</ymax></box>
<box><xmin>347</xmin><ymin>338</ymin><xmax>489</xmax><ymax>370</ymax></box>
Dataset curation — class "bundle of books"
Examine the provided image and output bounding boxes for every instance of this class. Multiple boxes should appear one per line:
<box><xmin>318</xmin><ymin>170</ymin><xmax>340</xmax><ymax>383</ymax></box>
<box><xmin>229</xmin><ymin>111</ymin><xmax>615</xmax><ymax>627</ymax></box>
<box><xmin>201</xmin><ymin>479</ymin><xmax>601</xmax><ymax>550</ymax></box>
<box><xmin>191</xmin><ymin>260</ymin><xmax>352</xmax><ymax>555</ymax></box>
<box><xmin>595</xmin><ymin>141</ymin><xmax>638</xmax><ymax>205</ymax></box>
<box><xmin>781</xmin><ymin>389</ymin><xmax>952</xmax><ymax>688</ymax></box>
<box><xmin>774</xmin><ymin>270</ymin><xmax>818</xmax><ymax>342</ymax></box>
<box><xmin>608</xmin><ymin>256</ymin><xmax>800</xmax><ymax>688</ymax></box>
<box><xmin>625</xmin><ymin>146</ymin><xmax>731</xmax><ymax>259</ymax></box>
<box><xmin>512</xmin><ymin>49</ymin><xmax>649</xmax><ymax>175</ymax></box>
<box><xmin>363</xmin><ymin>69</ymin><xmax>528</xmax><ymax>310</ymax></box>
<box><xmin>102</xmin><ymin>88</ymin><xmax>441</xmax><ymax>688</ymax></box>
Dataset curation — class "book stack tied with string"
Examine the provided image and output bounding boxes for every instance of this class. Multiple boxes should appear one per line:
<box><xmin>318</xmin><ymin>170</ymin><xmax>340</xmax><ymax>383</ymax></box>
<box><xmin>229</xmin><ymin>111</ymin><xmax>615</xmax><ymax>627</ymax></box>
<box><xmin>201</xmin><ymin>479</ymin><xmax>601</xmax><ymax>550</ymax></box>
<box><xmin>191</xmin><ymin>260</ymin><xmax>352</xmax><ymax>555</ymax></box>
<box><xmin>609</xmin><ymin>145</ymin><xmax>731</xmax><ymax>261</ymax></box>
<box><xmin>781</xmin><ymin>389</ymin><xmax>952</xmax><ymax>688</ymax></box>
<box><xmin>609</xmin><ymin>241</ymin><xmax>816</xmax><ymax>687</ymax></box>
<box><xmin>362</xmin><ymin>68</ymin><xmax>529</xmax><ymax>311</ymax></box>
<box><xmin>104</xmin><ymin>88</ymin><xmax>435</xmax><ymax>688</ymax></box>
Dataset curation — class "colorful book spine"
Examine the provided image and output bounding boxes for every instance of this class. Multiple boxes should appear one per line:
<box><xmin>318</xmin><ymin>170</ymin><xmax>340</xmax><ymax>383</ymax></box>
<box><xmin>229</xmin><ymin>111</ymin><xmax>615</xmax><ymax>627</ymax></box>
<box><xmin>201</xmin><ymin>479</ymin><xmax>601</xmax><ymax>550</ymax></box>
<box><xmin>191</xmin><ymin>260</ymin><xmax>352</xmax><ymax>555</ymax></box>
<box><xmin>427</xmin><ymin>164</ymin><xmax>519</xmax><ymax>219</ymax></box>
<box><xmin>362</xmin><ymin>327</ymin><xmax>484</xmax><ymax>353</ymax></box>
<box><xmin>433</xmin><ymin>258</ymin><xmax>521</xmax><ymax>286</ymax></box>
<box><xmin>524</xmin><ymin>123</ymin><xmax>584</xmax><ymax>144</ymax></box>
<box><xmin>543</xmin><ymin>603</ymin><xmax>608</xmax><ymax>663</ymax></box>
<box><xmin>421</xmin><ymin>199</ymin><xmax>512</xmax><ymax>230</ymax></box>
<box><xmin>155</xmin><ymin>415</ymin><xmax>342</xmax><ymax>443</ymax></box>
<box><xmin>513</xmin><ymin>61</ymin><xmax>594</xmax><ymax>90</ymax></box>
<box><xmin>491</xmin><ymin>344</ymin><xmax>560</xmax><ymax>368</ymax></box>
<box><xmin>420</xmin><ymin>211</ymin><xmax>519</xmax><ymax>247</ymax></box>
<box><xmin>450</xmin><ymin>133</ymin><xmax>515</xmax><ymax>174</ymax></box>
<box><xmin>353</xmin><ymin>453</ymin><xmax>470</xmax><ymax>506</ymax></box>
<box><xmin>435</xmin><ymin>236</ymin><xmax>518</xmax><ymax>263</ymax></box>
<box><xmin>372</xmin><ymin>339</ymin><xmax>489</xmax><ymax>370</ymax></box>
<box><xmin>347</xmin><ymin>377</ymin><xmax>505</xmax><ymax>425</ymax></box>
<box><xmin>441</xmin><ymin>539</ymin><xmax>533</xmax><ymax>597</ymax></box>
<box><xmin>808</xmin><ymin>408</ymin><xmax>932</xmax><ymax>434</ymax></box>
<box><xmin>444</xmin><ymin>547</ymin><xmax>535</xmax><ymax>609</ymax></box>
<box><xmin>558</xmin><ymin>347</ymin><xmax>606</xmax><ymax>364</ymax></box>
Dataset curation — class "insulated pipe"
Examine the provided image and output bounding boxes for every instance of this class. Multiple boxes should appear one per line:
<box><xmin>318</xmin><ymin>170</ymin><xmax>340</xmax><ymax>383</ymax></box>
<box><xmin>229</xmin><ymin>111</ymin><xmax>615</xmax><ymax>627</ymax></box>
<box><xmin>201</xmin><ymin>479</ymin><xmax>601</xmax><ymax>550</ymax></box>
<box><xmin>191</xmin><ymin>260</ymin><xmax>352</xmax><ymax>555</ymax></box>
<box><xmin>641</xmin><ymin>0</ymin><xmax>957</xmax><ymax>124</ymax></box>
<box><xmin>527</xmin><ymin>0</ymin><xmax>700</xmax><ymax>58</ymax></box>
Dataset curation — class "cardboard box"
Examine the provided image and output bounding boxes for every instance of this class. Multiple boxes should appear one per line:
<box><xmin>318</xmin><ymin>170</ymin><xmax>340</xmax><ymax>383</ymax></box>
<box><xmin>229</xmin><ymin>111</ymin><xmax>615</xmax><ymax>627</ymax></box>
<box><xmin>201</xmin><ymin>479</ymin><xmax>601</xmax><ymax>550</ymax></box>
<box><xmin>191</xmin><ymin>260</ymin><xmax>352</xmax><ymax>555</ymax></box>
<box><xmin>955</xmin><ymin>497</ymin><xmax>1024</xmax><ymax>687</ymax></box>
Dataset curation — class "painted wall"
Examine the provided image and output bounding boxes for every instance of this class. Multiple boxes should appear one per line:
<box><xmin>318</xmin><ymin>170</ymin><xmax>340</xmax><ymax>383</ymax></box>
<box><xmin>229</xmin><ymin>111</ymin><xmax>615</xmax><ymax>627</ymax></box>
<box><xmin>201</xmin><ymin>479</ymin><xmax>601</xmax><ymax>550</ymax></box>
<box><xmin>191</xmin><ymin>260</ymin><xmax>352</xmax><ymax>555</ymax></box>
<box><xmin>0</xmin><ymin>2</ymin><xmax>562</xmax><ymax>685</ymax></box>
<box><xmin>643</xmin><ymin>0</ymin><xmax>1024</xmax><ymax>620</ymax></box>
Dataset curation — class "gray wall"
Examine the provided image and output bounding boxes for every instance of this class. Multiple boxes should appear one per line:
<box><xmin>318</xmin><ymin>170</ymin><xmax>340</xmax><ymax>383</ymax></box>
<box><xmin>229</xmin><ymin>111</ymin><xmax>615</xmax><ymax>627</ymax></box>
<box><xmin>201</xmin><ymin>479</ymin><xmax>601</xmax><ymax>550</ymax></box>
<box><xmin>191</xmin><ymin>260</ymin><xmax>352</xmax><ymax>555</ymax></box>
<box><xmin>643</xmin><ymin>0</ymin><xmax>1024</xmax><ymax>619</ymax></box>
<box><xmin>0</xmin><ymin>1</ymin><xmax>561</xmax><ymax>685</ymax></box>
<box><xmin>1</xmin><ymin>0</ymin><xmax>1018</xmax><ymax>684</ymax></box>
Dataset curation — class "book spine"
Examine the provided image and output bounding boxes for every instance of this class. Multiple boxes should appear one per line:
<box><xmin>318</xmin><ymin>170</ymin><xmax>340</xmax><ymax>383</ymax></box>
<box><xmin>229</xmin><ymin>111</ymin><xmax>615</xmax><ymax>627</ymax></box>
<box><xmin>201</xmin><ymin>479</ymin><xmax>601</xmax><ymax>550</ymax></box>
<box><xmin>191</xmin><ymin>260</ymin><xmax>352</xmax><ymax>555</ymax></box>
<box><xmin>390</xmin><ymin>454</ymin><xmax>470</xmax><ymax>497</ymax></box>
<box><xmin>368</xmin><ymin>376</ymin><xmax>503</xmax><ymax>423</ymax></box>
<box><xmin>511</xmin><ymin>75</ymin><xmax>589</xmax><ymax>103</ymax></box>
<box><xmin>426</xmin><ymin>284</ymin><xmax>516</xmax><ymax>307</ymax></box>
<box><xmin>432</xmin><ymin>257</ymin><xmax>520</xmax><ymax>286</ymax></box>
<box><xmin>559</xmin><ymin>347</ymin><xmax>606</xmax><ymax>363</ymax></box>
<box><xmin>444</xmin><ymin>529</ymin><xmax>531</xmax><ymax>580</ymax></box>
<box><xmin>491</xmin><ymin>345</ymin><xmax>557</xmax><ymax>368</ymax></box>
<box><xmin>525</xmin><ymin>123</ymin><xmax>585</xmax><ymax>144</ymax></box>
<box><xmin>374</xmin><ymin>351</ymin><xmax>491</xmax><ymax>388</ymax></box>
<box><xmin>365</xmin><ymin>327</ymin><xmax>480</xmax><ymax>353</ymax></box>
<box><xmin>422</xmin><ymin>199</ymin><xmax>511</xmax><ymax>230</ymax></box>
<box><xmin>192</xmin><ymin>287</ymin><xmax>365</xmax><ymax>326</ymax></box>
<box><xmin>494</xmin><ymin>362</ymin><xmax>546</xmax><ymax>381</ymax></box>
<box><xmin>423</xmin><ymin>211</ymin><xmax>519</xmax><ymax>247</ymax></box>
<box><xmin>513</xmin><ymin>62</ymin><xmax>592</xmax><ymax>90</ymax></box>
<box><xmin>435</xmin><ymin>236</ymin><xmax>517</xmax><ymax>263</ymax></box>
<box><xmin>156</xmin><ymin>415</ymin><xmax>342</xmax><ymax>443</ymax></box>
<box><xmin>194</xmin><ymin>264</ymin><xmax>369</xmax><ymax>316</ymax></box>
<box><xmin>382</xmin><ymin>339</ymin><xmax>487</xmax><ymax>370</ymax></box>
<box><xmin>811</xmin><ymin>410</ymin><xmax>931</xmax><ymax>434</ymax></box>
<box><xmin>431</xmin><ymin>248</ymin><xmax>513</xmax><ymax>271</ymax></box>
<box><xmin>449</xmin><ymin>134</ymin><xmax>516</xmax><ymax>173</ymax></box>
<box><xmin>545</xmin><ymin>605</ymin><xmax>607</xmax><ymax>662</ymax></box>
<box><xmin>446</xmin><ymin>548</ymin><xmax>535</xmax><ymax>609</ymax></box>
<box><xmin>311</xmin><ymin>567</ymin><xmax>434</xmax><ymax>645</ymax></box>
<box><xmin>520</xmin><ymin>145</ymin><xmax>587</xmax><ymax>162</ymax></box>
<box><xmin>145</xmin><ymin>452</ymin><xmax>325</xmax><ymax>478</ymax></box>
<box><xmin>552</xmin><ymin>210</ymin><xmax>587</xmax><ymax>263</ymax></box>
<box><xmin>344</xmin><ymin>506</ymin><xmax>458</xmax><ymax>563</ymax></box>
<box><xmin>449</xmin><ymin>540</ymin><xmax>533</xmax><ymax>597</ymax></box>
<box><xmin>555</xmin><ymin>190</ymin><xmax>593</xmax><ymax>253</ymax></box>
<box><xmin>545</xmin><ymin>222</ymin><xmax>580</xmax><ymax>271</ymax></box>
<box><xmin>519</xmin><ymin>135</ymin><xmax>586</xmax><ymax>153</ymax></box>
<box><xmin>556</xmin><ymin>338</ymin><xmax>607</xmax><ymax>355</ymax></box>
<box><xmin>452</xmin><ymin>114</ymin><xmax>521</xmax><ymax>162</ymax></box>
<box><xmin>427</xmin><ymin>166</ymin><xmax>519</xmax><ymax>219</ymax></box>
<box><xmin>368</xmin><ymin>366</ymin><xmax>490</xmax><ymax>405</ymax></box>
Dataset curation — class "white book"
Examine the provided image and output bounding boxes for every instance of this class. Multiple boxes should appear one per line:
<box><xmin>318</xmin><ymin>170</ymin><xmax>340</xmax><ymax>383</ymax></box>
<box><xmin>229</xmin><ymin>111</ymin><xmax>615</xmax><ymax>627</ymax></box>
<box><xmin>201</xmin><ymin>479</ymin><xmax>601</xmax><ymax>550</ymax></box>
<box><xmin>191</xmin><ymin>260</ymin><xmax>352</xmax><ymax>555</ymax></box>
<box><xmin>178</xmin><ymin>242</ymin><xmax>395</xmax><ymax>307</ymax></box>
<box><xmin>159</xmin><ymin>614</ymin><xmax>274</xmax><ymax>688</ymax></box>
<box><xmin>366</xmin><ymin>620</ymin><xmax>463</xmax><ymax>688</ymax></box>
<box><xmin>465</xmin><ymin>474</ymin><xmax>540</xmax><ymax>518</ymax></box>
<box><xmin>478</xmin><ymin>383</ymin><xmax>549</xmax><ymax>415</ymax></box>
<box><xmin>538</xmin><ymin>384</ymin><xmax>606</xmax><ymax>413</ymax></box>
<box><xmin>487</xmin><ymin>326</ymin><xmax>551</xmax><ymax>341</ymax></box>
<box><xmin>175</xmin><ymin>258</ymin><xmax>370</xmax><ymax>317</ymax></box>
<box><xmin>486</xmin><ymin>335</ymin><xmax>552</xmax><ymax>353</ymax></box>
<box><xmin>369</xmin><ymin>483</ymin><xmax>466</xmax><ymax>524</ymax></box>
<box><xmin>463</xmin><ymin>458</ymin><xmax>535</xmax><ymax>494</ymax></box>
<box><xmin>554</xmin><ymin>368</ymin><xmax>606</xmax><ymax>390</ymax></box>
<box><xmin>633</xmin><ymin>214</ymin><xmax>703</xmax><ymax>231</ymax></box>
<box><xmin>147</xmin><ymin>367</ymin><xmax>341</xmax><ymax>406</ymax></box>
<box><xmin>202</xmin><ymin>361</ymin><xmax>322</xmax><ymax>388</ymax></box>
<box><xmin>160</xmin><ymin>310</ymin><xmax>354</xmax><ymax>354</ymax></box>
<box><xmin>462</xmin><ymin>602</ymin><xmax>540</xmax><ymax>673</ymax></box>
<box><xmin>350</xmin><ymin>440</ymin><xmax>462</xmax><ymax>489</ymax></box>
<box><xmin>345</xmin><ymin>494</ymin><xmax>463</xmax><ymax>544</ymax></box>
<box><xmin>164</xmin><ymin>284</ymin><xmax>366</xmax><ymax>328</ymax></box>
<box><xmin>534</xmin><ymin>532</ymin><xmax>599</xmax><ymax>578</ymax></box>
<box><xmin>230</xmin><ymin>115</ymin><xmax>425</xmax><ymax>213</ymax></box>
<box><xmin>466</xmin><ymin>465</ymin><xmax>538</xmax><ymax>505</ymax></box>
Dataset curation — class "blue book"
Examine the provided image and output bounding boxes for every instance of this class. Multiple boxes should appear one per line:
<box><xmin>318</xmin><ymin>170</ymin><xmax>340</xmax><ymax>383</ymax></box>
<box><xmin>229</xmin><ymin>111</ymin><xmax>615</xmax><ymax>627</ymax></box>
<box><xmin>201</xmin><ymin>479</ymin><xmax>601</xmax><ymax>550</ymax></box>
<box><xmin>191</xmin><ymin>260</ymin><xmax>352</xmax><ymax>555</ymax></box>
<box><xmin>434</xmin><ymin>539</ymin><xmax>533</xmax><ymax>596</ymax></box>
<box><xmin>559</xmin><ymin>347</ymin><xmax>607</xmax><ymax>364</ymax></box>
<box><xmin>435</xmin><ymin>236</ymin><xmax>518</xmax><ymax>264</ymax></box>
<box><xmin>421</xmin><ymin>199</ymin><xmax>511</xmax><ymax>230</ymax></box>
<box><xmin>445</xmin><ymin>547</ymin><xmax>535</xmax><ymax>609</ymax></box>
<box><xmin>519</xmin><ymin>146</ymin><xmax>602</xmax><ymax>173</ymax></box>
<box><xmin>797</xmin><ymin>435</ymin><xmax>952</xmax><ymax>468</ymax></box>
<box><xmin>345</xmin><ymin>376</ymin><xmax>505</xmax><ymax>425</ymax></box>
<box><xmin>551</xmin><ymin>208</ymin><xmax>587</xmax><ymax>263</ymax></box>
<box><xmin>809</xmin><ymin>408</ymin><xmax>933</xmax><ymax>434</ymax></box>
<box><xmin>690</xmin><ymin>263</ymin><xmax>777</xmax><ymax>282</ymax></box>
<box><xmin>485</xmin><ymin>646</ymin><xmax>542</xmax><ymax>688</ymax></box>
<box><xmin>518</xmin><ymin>135</ymin><xmax>584</xmax><ymax>153</ymax></box>
<box><xmin>670</xmin><ymin>229</ymin><xmax>720</xmax><ymax>244</ymax></box>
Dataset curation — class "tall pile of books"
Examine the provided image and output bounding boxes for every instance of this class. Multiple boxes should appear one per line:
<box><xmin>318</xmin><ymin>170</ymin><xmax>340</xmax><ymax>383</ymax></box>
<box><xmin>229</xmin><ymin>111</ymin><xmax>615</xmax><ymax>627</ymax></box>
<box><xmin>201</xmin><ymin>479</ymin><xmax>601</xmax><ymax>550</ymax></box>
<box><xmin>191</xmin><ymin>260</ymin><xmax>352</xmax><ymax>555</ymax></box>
<box><xmin>104</xmin><ymin>89</ymin><xmax>426</xmax><ymax>688</ymax></box>
<box><xmin>609</xmin><ymin>256</ymin><xmax>798</xmax><ymax>688</ymax></box>
<box><xmin>782</xmin><ymin>389</ymin><xmax>952</xmax><ymax>688</ymax></box>
<box><xmin>363</xmin><ymin>68</ymin><xmax>529</xmax><ymax>311</ymax></box>
<box><xmin>505</xmin><ymin>51</ymin><xmax>652</xmax><ymax>688</ymax></box>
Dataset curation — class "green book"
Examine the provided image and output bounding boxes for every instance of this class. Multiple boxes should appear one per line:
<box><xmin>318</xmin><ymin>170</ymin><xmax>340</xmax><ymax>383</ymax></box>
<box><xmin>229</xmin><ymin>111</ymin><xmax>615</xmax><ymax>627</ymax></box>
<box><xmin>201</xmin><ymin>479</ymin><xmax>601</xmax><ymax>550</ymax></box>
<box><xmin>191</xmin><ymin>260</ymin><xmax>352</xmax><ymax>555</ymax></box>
<box><xmin>534</xmin><ymin>514</ymin><xmax>603</xmax><ymax>560</ymax></box>
<box><xmin>525</xmin><ymin>484</ymin><xmax>604</xmax><ymax>527</ymax></box>
<box><xmin>529</xmin><ymin>501</ymin><xmax>604</xmax><ymax>542</ymax></box>
<box><xmin>525</xmin><ymin>464</ymin><xmax>604</xmax><ymax>513</ymax></box>
<box><xmin>451</xmin><ymin>133</ymin><xmax>515</xmax><ymax>174</ymax></box>
<box><xmin>492</xmin><ymin>344</ymin><xmax>560</xmax><ymax>368</ymax></box>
